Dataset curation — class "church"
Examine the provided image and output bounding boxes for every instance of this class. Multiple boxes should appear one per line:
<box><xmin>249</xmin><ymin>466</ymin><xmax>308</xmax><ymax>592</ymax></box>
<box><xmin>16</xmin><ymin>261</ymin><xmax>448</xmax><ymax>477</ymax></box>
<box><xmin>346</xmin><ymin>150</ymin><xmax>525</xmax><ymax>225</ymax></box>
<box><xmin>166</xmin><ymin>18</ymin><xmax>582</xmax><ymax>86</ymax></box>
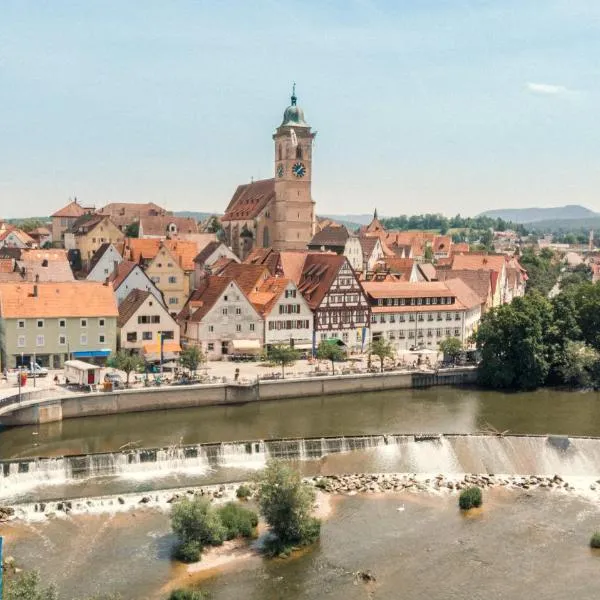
<box><xmin>221</xmin><ymin>87</ymin><xmax>316</xmax><ymax>259</ymax></box>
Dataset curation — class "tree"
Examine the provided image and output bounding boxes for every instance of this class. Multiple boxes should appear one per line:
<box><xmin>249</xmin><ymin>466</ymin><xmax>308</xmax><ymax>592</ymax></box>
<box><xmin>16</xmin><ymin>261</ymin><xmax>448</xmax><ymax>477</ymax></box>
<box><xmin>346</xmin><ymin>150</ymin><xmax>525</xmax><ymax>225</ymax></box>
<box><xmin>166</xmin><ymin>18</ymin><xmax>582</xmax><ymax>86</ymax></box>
<box><xmin>171</xmin><ymin>497</ymin><xmax>227</xmax><ymax>562</ymax></box>
<box><xmin>124</xmin><ymin>221</ymin><xmax>139</xmax><ymax>238</ymax></box>
<box><xmin>4</xmin><ymin>571</ymin><xmax>58</xmax><ymax>600</ymax></box>
<box><xmin>475</xmin><ymin>294</ymin><xmax>552</xmax><ymax>390</ymax></box>
<box><xmin>439</xmin><ymin>337</ymin><xmax>462</xmax><ymax>364</ymax></box>
<box><xmin>555</xmin><ymin>341</ymin><xmax>600</xmax><ymax>388</ymax></box>
<box><xmin>168</xmin><ymin>591</ymin><xmax>209</xmax><ymax>600</ymax></box>
<box><xmin>106</xmin><ymin>350</ymin><xmax>144</xmax><ymax>387</ymax></box>
<box><xmin>316</xmin><ymin>340</ymin><xmax>346</xmax><ymax>375</ymax></box>
<box><xmin>423</xmin><ymin>246</ymin><xmax>434</xmax><ymax>261</ymax></box>
<box><xmin>256</xmin><ymin>460</ymin><xmax>320</xmax><ymax>556</ymax></box>
<box><xmin>180</xmin><ymin>345</ymin><xmax>204</xmax><ymax>376</ymax></box>
<box><xmin>267</xmin><ymin>344</ymin><xmax>299</xmax><ymax>378</ymax></box>
<box><xmin>369</xmin><ymin>338</ymin><xmax>395</xmax><ymax>372</ymax></box>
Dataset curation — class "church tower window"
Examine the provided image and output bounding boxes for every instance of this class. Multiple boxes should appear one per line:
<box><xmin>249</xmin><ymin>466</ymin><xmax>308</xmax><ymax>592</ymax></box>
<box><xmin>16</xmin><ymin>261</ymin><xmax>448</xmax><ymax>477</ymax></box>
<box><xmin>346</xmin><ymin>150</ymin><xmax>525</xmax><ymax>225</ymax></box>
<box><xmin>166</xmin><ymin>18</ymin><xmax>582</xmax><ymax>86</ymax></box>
<box><xmin>296</xmin><ymin>145</ymin><xmax>303</xmax><ymax>159</ymax></box>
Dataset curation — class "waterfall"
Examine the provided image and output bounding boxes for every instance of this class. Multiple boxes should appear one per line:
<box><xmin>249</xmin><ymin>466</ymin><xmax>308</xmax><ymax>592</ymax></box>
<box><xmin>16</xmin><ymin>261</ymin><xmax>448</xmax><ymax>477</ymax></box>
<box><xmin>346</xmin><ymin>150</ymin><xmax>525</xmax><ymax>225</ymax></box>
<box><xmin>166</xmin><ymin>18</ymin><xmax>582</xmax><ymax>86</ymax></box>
<box><xmin>2</xmin><ymin>434</ymin><xmax>600</xmax><ymax>500</ymax></box>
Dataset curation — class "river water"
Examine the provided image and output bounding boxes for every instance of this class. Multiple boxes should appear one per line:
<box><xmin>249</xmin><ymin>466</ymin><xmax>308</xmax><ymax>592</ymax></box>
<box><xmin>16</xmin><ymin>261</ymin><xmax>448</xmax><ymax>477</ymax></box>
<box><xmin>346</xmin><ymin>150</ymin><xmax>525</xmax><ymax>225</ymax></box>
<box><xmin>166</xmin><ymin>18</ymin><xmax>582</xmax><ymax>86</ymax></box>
<box><xmin>2</xmin><ymin>386</ymin><xmax>600</xmax><ymax>460</ymax></box>
<box><xmin>3</xmin><ymin>386</ymin><xmax>600</xmax><ymax>599</ymax></box>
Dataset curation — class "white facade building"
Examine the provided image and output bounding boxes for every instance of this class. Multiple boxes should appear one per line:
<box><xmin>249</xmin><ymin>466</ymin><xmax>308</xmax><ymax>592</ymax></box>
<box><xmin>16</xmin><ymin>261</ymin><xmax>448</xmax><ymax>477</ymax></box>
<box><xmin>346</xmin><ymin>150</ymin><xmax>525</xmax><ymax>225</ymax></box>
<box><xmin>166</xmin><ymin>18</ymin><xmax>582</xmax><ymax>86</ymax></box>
<box><xmin>87</xmin><ymin>243</ymin><xmax>123</xmax><ymax>282</ymax></box>
<box><xmin>363</xmin><ymin>279</ymin><xmax>482</xmax><ymax>353</ymax></box>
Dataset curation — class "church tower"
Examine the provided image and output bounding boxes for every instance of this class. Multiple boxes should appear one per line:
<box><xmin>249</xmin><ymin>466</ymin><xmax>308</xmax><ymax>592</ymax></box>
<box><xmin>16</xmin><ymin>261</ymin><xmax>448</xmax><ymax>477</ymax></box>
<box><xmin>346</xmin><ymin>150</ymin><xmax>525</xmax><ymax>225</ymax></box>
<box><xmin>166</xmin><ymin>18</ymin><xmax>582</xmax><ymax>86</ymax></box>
<box><xmin>272</xmin><ymin>86</ymin><xmax>316</xmax><ymax>251</ymax></box>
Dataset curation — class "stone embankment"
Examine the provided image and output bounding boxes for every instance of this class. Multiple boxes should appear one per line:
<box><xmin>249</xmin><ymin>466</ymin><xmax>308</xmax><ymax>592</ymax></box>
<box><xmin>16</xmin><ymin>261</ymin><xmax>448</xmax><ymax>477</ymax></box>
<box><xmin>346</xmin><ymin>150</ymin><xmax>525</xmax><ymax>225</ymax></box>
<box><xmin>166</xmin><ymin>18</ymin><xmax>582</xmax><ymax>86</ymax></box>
<box><xmin>311</xmin><ymin>472</ymin><xmax>600</xmax><ymax>494</ymax></box>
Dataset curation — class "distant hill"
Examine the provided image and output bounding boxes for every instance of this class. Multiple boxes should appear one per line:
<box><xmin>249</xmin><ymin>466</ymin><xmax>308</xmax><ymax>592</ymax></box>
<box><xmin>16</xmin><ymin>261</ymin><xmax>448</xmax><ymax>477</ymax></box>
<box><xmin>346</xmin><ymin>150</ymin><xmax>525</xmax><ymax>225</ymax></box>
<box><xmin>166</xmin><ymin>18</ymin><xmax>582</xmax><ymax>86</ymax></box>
<box><xmin>320</xmin><ymin>214</ymin><xmax>374</xmax><ymax>226</ymax></box>
<box><xmin>174</xmin><ymin>211</ymin><xmax>219</xmax><ymax>221</ymax></box>
<box><xmin>478</xmin><ymin>205</ymin><xmax>598</xmax><ymax>224</ymax></box>
<box><xmin>524</xmin><ymin>217</ymin><xmax>600</xmax><ymax>233</ymax></box>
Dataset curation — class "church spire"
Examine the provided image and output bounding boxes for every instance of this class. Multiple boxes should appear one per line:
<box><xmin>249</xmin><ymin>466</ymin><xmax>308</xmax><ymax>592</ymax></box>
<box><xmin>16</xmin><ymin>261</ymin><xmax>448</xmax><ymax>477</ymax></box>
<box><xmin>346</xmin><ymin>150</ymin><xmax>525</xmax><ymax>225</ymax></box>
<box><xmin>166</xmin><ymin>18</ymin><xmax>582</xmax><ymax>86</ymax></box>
<box><xmin>291</xmin><ymin>82</ymin><xmax>297</xmax><ymax>106</ymax></box>
<box><xmin>374</xmin><ymin>208</ymin><xmax>378</xmax><ymax>220</ymax></box>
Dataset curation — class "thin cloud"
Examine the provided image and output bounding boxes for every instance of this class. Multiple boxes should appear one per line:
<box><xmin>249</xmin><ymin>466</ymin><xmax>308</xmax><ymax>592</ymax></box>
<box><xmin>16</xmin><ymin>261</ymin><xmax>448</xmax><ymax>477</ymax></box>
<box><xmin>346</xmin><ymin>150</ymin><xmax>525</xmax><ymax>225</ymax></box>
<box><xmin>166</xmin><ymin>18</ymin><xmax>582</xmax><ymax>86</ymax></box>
<box><xmin>526</xmin><ymin>82</ymin><xmax>576</xmax><ymax>96</ymax></box>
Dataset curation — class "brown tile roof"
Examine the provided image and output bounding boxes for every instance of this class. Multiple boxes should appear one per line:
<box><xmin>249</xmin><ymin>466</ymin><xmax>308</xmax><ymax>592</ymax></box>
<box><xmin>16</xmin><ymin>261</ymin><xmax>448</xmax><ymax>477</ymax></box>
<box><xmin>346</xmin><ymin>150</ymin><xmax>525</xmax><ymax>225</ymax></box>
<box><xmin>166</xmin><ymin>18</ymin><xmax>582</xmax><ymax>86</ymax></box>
<box><xmin>0</xmin><ymin>228</ymin><xmax>35</xmax><ymax>246</ymax></box>
<box><xmin>221</xmin><ymin>178</ymin><xmax>275</xmax><ymax>221</ymax></box>
<box><xmin>179</xmin><ymin>276</ymin><xmax>234</xmax><ymax>323</ymax></box>
<box><xmin>309</xmin><ymin>225</ymin><xmax>351</xmax><ymax>247</ymax></box>
<box><xmin>383</xmin><ymin>257</ymin><xmax>415</xmax><ymax>279</ymax></box>
<box><xmin>451</xmin><ymin>253</ymin><xmax>506</xmax><ymax>272</ymax></box>
<box><xmin>298</xmin><ymin>253</ymin><xmax>346</xmax><ymax>310</ymax></box>
<box><xmin>435</xmin><ymin>269</ymin><xmax>492</xmax><ymax>305</ymax></box>
<box><xmin>433</xmin><ymin>235</ymin><xmax>452</xmax><ymax>253</ymax></box>
<box><xmin>117</xmin><ymin>289</ymin><xmax>151</xmax><ymax>327</ymax></box>
<box><xmin>280</xmin><ymin>251</ymin><xmax>311</xmax><ymax>284</ymax></box>
<box><xmin>0</xmin><ymin>281</ymin><xmax>118</xmax><ymax>318</ymax></box>
<box><xmin>15</xmin><ymin>249</ymin><xmax>75</xmax><ymax>282</ymax></box>
<box><xmin>108</xmin><ymin>260</ymin><xmax>138</xmax><ymax>290</ymax></box>
<box><xmin>417</xmin><ymin>262</ymin><xmax>437</xmax><ymax>281</ymax></box>
<box><xmin>193</xmin><ymin>241</ymin><xmax>221</xmax><ymax>265</ymax></box>
<box><xmin>210</xmin><ymin>256</ymin><xmax>236</xmax><ymax>275</ymax></box>
<box><xmin>97</xmin><ymin>202</ymin><xmax>170</xmax><ymax>230</ymax></box>
<box><xmin>218</xmin><ymin>263</ymin><xmax>271</xmax><ymax>295</ymax></box>
<box><xmin>51</xmin><ymin>200</ymin><xmax>87</xmax><ymax>218</ymax></box>
<box><xmin>122</xmin><ymin>239</ymin><xmax>198</xmax><ymax>271</ymax></box>
<box><xmin>140</xmin><ymin>215</ymin><xmax>198</xmax><ymax>237</ymax></box>
<box><xmin>68</xmin><ymin>214</ymin><xmax>108</xmax><ymax>235</ymax></box>
<box><xmin>358</xmin><ymin>236</ymin><xmax>379</xmax><ymax>259</ymax></box>
<box><xmin>453</xmin><ymin>242</ymin><xmax>470</xmax><ymax>253</ymax></box>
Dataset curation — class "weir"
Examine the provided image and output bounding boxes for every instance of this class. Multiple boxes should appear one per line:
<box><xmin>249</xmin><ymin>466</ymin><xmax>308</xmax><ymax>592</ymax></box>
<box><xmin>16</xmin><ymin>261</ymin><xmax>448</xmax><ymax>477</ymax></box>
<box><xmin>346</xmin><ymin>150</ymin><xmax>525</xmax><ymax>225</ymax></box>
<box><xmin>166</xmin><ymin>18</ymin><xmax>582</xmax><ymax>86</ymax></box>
<box><xmin>2</xmin><ymin>433</ymin><xmax>600</xmax><ymax>499</ymax></box>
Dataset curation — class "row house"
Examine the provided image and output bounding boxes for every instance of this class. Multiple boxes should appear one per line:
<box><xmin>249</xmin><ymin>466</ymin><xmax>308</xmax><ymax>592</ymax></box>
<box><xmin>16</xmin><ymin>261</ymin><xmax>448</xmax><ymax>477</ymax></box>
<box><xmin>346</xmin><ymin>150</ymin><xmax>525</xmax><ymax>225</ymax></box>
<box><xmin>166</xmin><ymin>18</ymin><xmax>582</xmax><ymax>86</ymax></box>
<box><xmin>0</xmin><ymin>281</ymin><xmax>118</xmax><ymax>369</ymax></box>
<box><xmin>178</xmin><ymin>276</ymin><xmax>262</xmax><ymax>360</ymax></box>
<box><xmin>362</xmin><ymin>279</ymin><xmax>482</xmax><ymax>353</ymax></box>
<box><xmin>298</xmin><ymin>254</ymin><xmax>370</xmax><ymax>351</ymax></box>
<box><xmin>248</xmin><ymin>277</ymin><xmax>313</xmax><ymax>351</ymax></box>
<box><xmin>0</xmin><ymin>228</ymin><xmax>36</xmax><ymax>249</ymax></box>
<box><xmin>117</xmin><ymin>289</ymin><xmax>180</xmax><ymax>361</ymax></box>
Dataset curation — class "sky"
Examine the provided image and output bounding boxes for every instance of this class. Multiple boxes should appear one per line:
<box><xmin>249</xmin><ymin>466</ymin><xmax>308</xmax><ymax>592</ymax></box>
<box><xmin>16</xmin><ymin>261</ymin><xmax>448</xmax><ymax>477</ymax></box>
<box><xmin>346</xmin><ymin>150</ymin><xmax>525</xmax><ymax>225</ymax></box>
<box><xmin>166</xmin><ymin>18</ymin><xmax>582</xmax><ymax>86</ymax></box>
<box><xmin>1</xmin><ymin>0</ymin><xmax>600</xmax><ymax>218</ymax></box>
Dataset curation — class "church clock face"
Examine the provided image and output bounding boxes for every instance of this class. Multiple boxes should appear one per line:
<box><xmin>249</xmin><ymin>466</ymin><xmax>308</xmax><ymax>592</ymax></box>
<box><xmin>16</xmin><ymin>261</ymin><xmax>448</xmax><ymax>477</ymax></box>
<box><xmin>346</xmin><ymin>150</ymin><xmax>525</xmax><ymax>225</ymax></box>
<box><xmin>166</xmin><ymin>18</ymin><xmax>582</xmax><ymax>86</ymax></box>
<box><xmin>277</xmin><ymin>164</ymin><xmax>284</xmax><ymax>178</ymax></box>
<box><xmin>292</xmin><ymin>162</ymin><xmax>306</xmax><ymax>178</ymax></box>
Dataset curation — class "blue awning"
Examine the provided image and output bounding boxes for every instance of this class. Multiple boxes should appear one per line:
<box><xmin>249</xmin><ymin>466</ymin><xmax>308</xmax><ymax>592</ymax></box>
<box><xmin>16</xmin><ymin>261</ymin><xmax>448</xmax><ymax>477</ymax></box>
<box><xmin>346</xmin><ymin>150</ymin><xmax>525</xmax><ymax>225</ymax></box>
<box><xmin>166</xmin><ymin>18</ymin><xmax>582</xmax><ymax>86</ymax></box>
<box><xmin>72</xmin><ymin>350</ymin><xmax>111</xmax><ymax>358</ymax></box>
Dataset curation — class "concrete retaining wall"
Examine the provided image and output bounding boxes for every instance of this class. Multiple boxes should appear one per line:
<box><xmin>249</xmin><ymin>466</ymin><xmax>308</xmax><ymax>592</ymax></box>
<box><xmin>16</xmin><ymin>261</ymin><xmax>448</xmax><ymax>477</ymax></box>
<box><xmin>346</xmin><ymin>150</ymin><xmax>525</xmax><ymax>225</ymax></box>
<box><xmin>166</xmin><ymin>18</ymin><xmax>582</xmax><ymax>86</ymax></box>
<box><xmin>0</xmin><ymin>367</ymin><xmax>477</xmax><ymax>426</ymax></box>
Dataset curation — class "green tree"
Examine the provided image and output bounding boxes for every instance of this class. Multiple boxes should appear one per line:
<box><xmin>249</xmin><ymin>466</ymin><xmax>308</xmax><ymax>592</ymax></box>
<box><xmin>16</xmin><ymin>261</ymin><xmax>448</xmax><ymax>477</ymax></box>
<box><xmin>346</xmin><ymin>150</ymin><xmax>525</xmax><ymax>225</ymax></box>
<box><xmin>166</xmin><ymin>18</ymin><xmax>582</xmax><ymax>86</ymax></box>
<box><xmin>423</xmin><ymin>246</ymin><xmax>434</xmax><ymax>261</ymax></box>
<box><xmin>4</xmin><ymin>571</ymin><xmax>58</xmax><ymax>600</ymax></box>
<box><xmin>106</xmin><ymin>350</ymin><xmax>143</xmax><ymax>387</ymax></box>
<box><xmin>475</xmin><ymin>294</ymin><xmax>552</xmax><ymax>390</ymax></box>
<box><xmin>439</xmin><ymin>337</ymin><xmax>462</xmax><ymax>364</ymax></box>
<box><xmin>180</xmin><ymin>345</ymin><xmax>204</xmax><ymax>376</ymax></box>
<box><xmin>168</xmin><ymin>590</ymin><xmax>209</xmax><ymax>600</ymax></box>
<box><xmin>256</xmin><ymin>460</ymin><xmax>320</xmax><ymax>556</ymax></box>
<box><xmin>369</xmin><ymin>338</ymin><xmax>395</xmax><ymax>372</ymax></box>
<box><xmin>555</xmin><ymin>341</ymin><xmax>600</xmax><ymax>388</ymax></box>
<box><xmin>570</xmin><ymin>282</ymin><xmax>600</xmax><ymax>351</ymax></box>
<box><xmin>124</xmin><ymin>221</ymin><xmax>139</xmax><ymax>238</ymax></box>
<box><xmin>267</xmin><ymin>344</ymin><xmax>299</xmax><ymax>379</ymax></box>
<box><xmin>316</xmin><ymin>340</ymin><xmax>346</xmax><ymax>375</ymax></box>
<box><xmin>519</xmin><ymin>247</ymin><xmax>561</xmax><ymax>296</ymax></box>
<box><xmin>171</xmin><ymin>497</ymin><xmax>227</xmax><ymax>562</ymax></box>
<box><xmin>479</xmin><ymin>229</ymin><xmax>494</xmax><ymax>250</ymax></box>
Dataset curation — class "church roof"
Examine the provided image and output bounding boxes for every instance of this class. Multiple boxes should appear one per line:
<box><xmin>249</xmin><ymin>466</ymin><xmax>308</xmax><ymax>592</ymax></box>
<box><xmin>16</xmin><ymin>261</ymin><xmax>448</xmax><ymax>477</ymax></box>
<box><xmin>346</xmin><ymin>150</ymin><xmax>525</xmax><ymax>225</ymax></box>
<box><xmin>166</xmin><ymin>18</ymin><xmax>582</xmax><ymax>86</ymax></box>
<box><xmin>221</xmin><ymin>178</ymin><xmax>275</xmax><ymax>222</ymax></box>
<box><xmin>308</xmin><ymin>225</ymin><xmax>351</xmax><ymax>248</ymax></box>
<box><xmin>281</xmin><ymin>88</ymin><xmax>309</xmax><ymax>128</ymax></box>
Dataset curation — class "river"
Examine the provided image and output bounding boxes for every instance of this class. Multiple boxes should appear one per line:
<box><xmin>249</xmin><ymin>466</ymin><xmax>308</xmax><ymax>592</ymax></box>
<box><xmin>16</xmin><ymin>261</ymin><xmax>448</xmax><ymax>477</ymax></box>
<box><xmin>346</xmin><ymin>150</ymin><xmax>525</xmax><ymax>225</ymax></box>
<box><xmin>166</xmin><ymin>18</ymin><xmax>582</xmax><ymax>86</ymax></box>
<box><xmin>2</xmin><ymin>386</ymin><xmax>600</xmax><ymax>460</ymax></box>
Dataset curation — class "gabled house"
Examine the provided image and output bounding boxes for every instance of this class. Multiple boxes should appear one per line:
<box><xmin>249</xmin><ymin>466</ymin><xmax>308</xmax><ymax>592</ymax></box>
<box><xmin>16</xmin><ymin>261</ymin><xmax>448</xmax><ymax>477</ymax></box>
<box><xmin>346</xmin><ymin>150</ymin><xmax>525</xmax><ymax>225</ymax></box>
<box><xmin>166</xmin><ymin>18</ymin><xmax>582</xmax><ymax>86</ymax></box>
<box><xmin>178</xmin><ymin>276</ymin><xmax>263</xmax><ymax>360</ymax></box>
<box><xmin>218</xmin><ymin>262</ymin><xmax>271</xmax><ymax>296</ymax></box>
<box><xmin>87</xmin><ymin>243</ymin><xmax>123</xmax><ymax>282</ymax></box>
<box><xmin>193</xmin><ymin>241</ymin><xmax>239</xmax><ymax>288</ymax></box>
<box><xmin>297</xmin><ymin>254</ymin><xmax>370</xmax><ymax>350</ymax></box>
<box><xmin>64</xmin><ymin>214</ymin><xmax>124</xmax><ymax>268</ymax></box>
<box><xmin>379</xmin><ymin>257</ymin><xmax>420</xmax><ymax>282</ymax></box>
<box><xmin>117</xmin><ymin>289</ymin><xmax>180</xmax><ymax>359</ymax></box>
<box><xmin>308</xmin><ymin>225</ymin><xmax>363</xmax><ymax>271</ymax></box>
<box><xmin>249</xmin><ymin>277</ymin><xmax>313</xmax><ymax>351</ymax></box>
<box><xmin>144</xmin><ymin>244</ymin><xmax>189</xmax><ymax>316</ymax></box>
<box><xmin>435</xmin><ymin>269</ymin><xmax>495</xmax><ymax>313</ymax></box>
<box><xmin>0</xmin><ymin>228</ymin><xmax>36</xmax><ymax>249</ymax></box>
<box><xmin>108</xmin><ymin>260</ymin><xmax>164</xmax><ymax>306</ymax></box>
<box><xmin>359</xmin><ymin>236</ymin><xmax>386</xmax><ymax>272</ymax></box>
<box><xmin>96</xmin><ymin>202</ymin><xmax>170</xmax><ymax>232</ymax></box>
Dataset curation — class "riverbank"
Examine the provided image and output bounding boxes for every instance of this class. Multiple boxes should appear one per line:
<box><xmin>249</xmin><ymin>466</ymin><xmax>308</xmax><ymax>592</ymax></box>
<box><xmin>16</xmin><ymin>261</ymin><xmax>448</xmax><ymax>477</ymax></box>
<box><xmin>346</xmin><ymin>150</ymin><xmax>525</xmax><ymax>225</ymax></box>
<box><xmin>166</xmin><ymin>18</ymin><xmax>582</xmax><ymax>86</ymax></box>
<box><xmin>0</xmin><ymin>367</ymin><xmax>477</xmax><ymax>426</ymax></box>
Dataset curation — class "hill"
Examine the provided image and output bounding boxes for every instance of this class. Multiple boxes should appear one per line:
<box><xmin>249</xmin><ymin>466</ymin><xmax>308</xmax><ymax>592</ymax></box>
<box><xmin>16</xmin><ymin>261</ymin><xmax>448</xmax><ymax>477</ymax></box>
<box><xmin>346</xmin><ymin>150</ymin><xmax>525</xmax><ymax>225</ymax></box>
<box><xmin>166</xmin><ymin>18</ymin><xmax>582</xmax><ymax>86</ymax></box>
<box><xmin>478</xmin><ymin>205</ymin><xmax>597</xmax><ymax>224</ymax></box>
<box><xmin>319</xmin><ymin>214</ymin><xmax>374</xmax><ymax>227</ymax></box>
<box><xmin>174</xmin><ymin>211</ymin><xmax>219</xmax><ymax>221</ymax></box>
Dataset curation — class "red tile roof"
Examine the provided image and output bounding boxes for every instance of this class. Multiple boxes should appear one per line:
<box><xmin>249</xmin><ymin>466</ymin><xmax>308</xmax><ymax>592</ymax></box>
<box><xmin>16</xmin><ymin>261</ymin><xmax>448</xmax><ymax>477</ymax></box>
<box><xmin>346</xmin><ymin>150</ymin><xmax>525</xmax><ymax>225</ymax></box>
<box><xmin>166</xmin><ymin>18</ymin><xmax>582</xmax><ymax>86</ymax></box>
<box><xmin>249</xmin><ymin>277</ymin><xmax>293</xmax><ymax>317</ymax></box>
<box><xmin>218</xmin><ymin>263</ymin><xmax>271</xmax><ymax>295</ymax></box>
<box><xmin>51</xmin><ymin>200</ymin><xmax>87</xmax><ymax>218</ymax></box>
<box><xmin>178</xmin><ymin>276</ymin><xmax>234</xmax><ymax>323</ymax></box>
<box><xmin>221</xmin><ymin>178</ymin><xmax>275</xmax><ymax>221</ymax></box>
<box><xmin>298</xmin><ymin>253</ymin><xmax>346</xmax><ymax>310</ymax></box>
<box><xmin>140</xmin><ymin>216</ymin><xmax>198</xmax><ymax>237</ymax></box>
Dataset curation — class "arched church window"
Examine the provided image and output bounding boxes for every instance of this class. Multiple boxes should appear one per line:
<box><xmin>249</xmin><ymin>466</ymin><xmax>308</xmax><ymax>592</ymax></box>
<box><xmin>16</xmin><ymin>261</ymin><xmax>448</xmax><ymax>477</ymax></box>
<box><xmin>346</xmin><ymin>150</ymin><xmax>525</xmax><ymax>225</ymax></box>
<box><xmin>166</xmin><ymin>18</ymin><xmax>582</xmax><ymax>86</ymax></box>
<box><xmin>296</xmin><ymin>145</ymin><xmax>303</xmax><ymax>159</ymax></box>
<box><xmin>278</xmin><ymin>145</ymin><xmax>282</xmax><ymax>160</ymax></box>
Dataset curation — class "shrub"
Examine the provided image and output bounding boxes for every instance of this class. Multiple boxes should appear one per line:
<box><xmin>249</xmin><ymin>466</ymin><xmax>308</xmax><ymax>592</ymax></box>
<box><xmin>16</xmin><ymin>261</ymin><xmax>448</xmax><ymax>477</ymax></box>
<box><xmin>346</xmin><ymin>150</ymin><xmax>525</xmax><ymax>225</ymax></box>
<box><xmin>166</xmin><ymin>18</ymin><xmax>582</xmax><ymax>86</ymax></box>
<box><xmin>314</xmin><ymin>478</ymin><xmax>328</xmax><ymax>490</ymax></box>
<box><xmin>459</xmin><ymin>486</ymin><xmax>483</xmax><ymax>510</ymax></box>
<box><xmin>256</xmin><ymin>460</ymin><xmax>321</xmax><ymax>556</ymax></box>
<box><xmin>168</xmin><ymin>589</ymin><xmax>209</xmax><ymax>600</ymax></box>
<box><xmin>236</xmin><ymin>484</ymin><xmax>252</xmax><ymax>499</ymax></box>
<box><xmin>217</xmin><ymin>502</ymin><xmax>259</xmax><ymax>540</ymax></box>
<box><xmin>171</xmin><ymin>497</ymin><xmax>227</xmax><ymax>561</ymax></box>
<box><xmin>590</xmin><ymin>532</ymin><xmax>600</xmax><ymax>548</ymax></box>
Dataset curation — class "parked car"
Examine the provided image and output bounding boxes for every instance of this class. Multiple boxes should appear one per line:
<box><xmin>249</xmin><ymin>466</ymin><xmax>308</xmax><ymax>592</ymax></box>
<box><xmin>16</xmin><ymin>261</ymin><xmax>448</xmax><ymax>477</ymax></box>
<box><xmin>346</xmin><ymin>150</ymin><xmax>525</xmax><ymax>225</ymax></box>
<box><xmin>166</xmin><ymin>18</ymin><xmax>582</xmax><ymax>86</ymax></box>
<box><xmin>27</xmin><ymin>363</ymin><xmax>48</xmax><ymax>377</ymax></box>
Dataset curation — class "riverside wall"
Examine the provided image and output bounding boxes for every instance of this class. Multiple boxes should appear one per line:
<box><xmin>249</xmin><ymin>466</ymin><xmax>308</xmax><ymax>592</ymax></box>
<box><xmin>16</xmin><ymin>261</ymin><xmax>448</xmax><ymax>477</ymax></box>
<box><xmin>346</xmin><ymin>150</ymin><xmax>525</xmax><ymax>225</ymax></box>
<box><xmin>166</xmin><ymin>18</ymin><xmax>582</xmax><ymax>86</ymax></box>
<box><xmin>0</xmin><ymin>367</ymin><xmax>476</xmax><ymax>426</ymax></box>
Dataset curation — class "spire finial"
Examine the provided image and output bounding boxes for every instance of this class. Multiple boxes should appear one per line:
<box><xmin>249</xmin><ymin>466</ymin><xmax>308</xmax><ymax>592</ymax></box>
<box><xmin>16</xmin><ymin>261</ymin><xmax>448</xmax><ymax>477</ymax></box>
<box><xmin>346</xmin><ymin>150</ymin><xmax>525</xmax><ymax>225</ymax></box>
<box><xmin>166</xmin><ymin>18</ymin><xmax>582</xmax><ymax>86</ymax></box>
<box><xmin>374</xmin><ymin>208</ymin><xmax>378</xmax><ymax>220</ymax></box>
<box><xmin>291</xmin><ymin>82</ymin><xmax>297</xmax><ymax>106</ymax></box>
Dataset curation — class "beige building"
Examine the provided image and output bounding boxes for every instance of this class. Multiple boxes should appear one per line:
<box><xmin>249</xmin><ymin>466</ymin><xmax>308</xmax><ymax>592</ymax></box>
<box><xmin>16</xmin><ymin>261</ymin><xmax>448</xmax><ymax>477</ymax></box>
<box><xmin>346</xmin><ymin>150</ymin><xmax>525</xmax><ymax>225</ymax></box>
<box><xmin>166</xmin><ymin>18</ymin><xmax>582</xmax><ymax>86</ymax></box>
<box><xmin>145</xmin><ymin>244</ymin><xmax>189</xmax><ymax>316</ymax></box>
<box><xmin>64</xmin><ymin>215</ymin><xmax>124</xmax><ymax>268</ymax></box>
<box><xmin>0</xmin><ymin>281</ymin><xmax>118</xmax><ymax>369</ymax></box>
<box><xmin>117</xmin><ymin>289</ymin><xmax>180</xmax><ymax>358</ymax></box>
<box><xmin>96</xmin><ymin>202</ymin><xmax>170</xmax><ymax>232</ymax></box>
<box><xmin>221</xmin><ymin>87</ymin><xmax>316</xmax><ymax>258</ymax></box>
<box><xmin>51</xmin><ymin>199</ymin><xmax>95</xmax><ymax>244</ymax></box>
<box><xmin>179</xmin><ymin>276</ymin><xmax>263</xmax><ymax>360</ymax></box>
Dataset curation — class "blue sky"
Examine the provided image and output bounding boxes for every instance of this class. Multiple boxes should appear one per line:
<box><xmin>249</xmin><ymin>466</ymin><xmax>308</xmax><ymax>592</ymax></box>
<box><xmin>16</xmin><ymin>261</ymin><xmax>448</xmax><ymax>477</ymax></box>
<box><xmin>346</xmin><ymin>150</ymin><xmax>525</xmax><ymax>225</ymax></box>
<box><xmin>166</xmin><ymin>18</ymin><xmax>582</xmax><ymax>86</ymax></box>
<box><xmin>1</xmin><ymin>0</ymin><xmax>600</xmax><ymax>218</ymax></box>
